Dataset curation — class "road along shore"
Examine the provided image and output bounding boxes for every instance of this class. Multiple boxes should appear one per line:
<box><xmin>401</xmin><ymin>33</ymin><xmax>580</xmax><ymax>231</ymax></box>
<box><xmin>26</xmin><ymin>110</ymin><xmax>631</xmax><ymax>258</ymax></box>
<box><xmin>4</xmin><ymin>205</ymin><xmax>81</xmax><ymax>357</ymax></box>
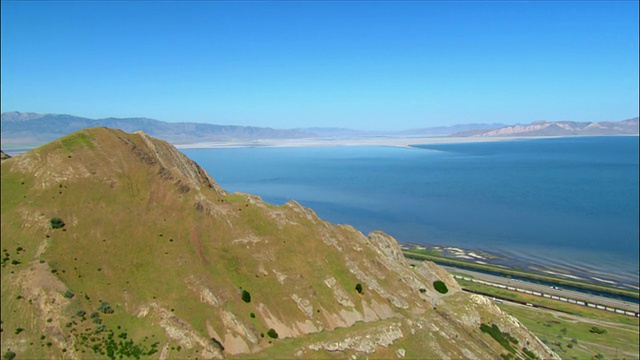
<box><xmin>443</xmin><ymin>265</ymin><xmax>639</xmax><ymax>317</ymax></box>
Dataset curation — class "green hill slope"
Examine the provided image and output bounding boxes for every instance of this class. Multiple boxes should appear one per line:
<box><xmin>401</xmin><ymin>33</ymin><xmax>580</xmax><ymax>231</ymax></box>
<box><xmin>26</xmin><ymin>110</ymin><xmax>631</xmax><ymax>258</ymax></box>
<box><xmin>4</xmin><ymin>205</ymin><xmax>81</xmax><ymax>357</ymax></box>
<box><xmin>1</xmin><ymin>127</ymin><xmax>559</xmax><ymax>359</ymax></box>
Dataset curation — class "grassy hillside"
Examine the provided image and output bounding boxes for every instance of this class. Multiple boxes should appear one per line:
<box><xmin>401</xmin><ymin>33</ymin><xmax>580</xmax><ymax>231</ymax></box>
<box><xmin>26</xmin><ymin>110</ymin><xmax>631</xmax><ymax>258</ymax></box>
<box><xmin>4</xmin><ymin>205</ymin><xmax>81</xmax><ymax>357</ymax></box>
<box><xmin>1</xmin><ymin>127</ymin><xmax>559</xmax><ymax>359</ymax></box>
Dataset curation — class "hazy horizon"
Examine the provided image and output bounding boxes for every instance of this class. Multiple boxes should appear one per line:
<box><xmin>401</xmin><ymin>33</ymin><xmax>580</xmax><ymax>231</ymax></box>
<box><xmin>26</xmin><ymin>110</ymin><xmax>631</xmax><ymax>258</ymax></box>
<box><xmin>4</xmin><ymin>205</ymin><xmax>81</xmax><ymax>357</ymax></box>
<box><xmin>1</xmin><ymin>1</ymin><xmax>638</xmax><ymax>131</ymax></box>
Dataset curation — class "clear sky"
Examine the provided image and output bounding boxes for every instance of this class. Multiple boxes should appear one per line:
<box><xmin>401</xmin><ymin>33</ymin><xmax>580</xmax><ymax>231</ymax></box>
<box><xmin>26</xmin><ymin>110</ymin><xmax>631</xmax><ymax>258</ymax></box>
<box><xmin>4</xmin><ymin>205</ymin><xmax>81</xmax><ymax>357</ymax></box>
<box><xmin>1</xmin><ymin>1</ymin><xmax>638</xmax><ymax>130</ymax></box>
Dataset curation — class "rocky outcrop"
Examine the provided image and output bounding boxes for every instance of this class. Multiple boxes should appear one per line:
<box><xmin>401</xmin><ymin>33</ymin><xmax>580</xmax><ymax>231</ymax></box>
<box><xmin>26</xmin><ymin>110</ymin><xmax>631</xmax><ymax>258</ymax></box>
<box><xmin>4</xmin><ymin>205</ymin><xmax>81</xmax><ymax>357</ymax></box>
<box><xmin>137</xmin><ymin>303</ymin><xmax>223</xmax><ymax>359</ymax></box>
<box><xmin>306</xmin><ymin>322</ymin><xmax>404</xmax><ymax>354</ymax></box>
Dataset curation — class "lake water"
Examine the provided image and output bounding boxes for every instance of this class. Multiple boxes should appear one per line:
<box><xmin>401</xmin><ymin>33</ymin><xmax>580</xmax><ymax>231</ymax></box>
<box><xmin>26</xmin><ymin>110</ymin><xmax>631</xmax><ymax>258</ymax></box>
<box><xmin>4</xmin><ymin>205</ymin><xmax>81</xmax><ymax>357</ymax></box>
<box><xmin>181</xmin><ymin>136</ymin><xmax>639</xmax><ymax>288</ymax></box>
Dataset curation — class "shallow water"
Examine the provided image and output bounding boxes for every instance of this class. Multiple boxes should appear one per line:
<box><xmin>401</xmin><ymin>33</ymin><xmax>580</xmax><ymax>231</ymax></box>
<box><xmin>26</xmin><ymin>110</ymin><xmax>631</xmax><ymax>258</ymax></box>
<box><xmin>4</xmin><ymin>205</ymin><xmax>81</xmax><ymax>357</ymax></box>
<box><xmin>181</xmin><ymin>136</ymin><xmax>639</xmax><ymax>288</ymax></box>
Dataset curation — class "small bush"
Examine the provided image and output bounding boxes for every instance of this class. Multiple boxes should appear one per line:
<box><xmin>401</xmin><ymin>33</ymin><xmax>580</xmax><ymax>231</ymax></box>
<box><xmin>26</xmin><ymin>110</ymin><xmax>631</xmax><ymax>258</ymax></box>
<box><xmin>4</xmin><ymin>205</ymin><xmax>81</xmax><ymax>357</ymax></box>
<box><xmin>589</xmin><ymin>326</ymin><xmax>607</xmax><ymax>335</ymax></box>
<box><xmin>97</xmin><ymin>301</ymin><xmax>114</xmax><ymax>314</ymax></box>
<box><xmin>522</xmin><ymin>347</ymin><xmax>537</xmax><ymax>359</ymax></box>
<box><xmin>250</xmin><ymin>312</ymin><xmax>256</xmax><ymax>318</ymax></box>
<box><xmin>419</xmin><ymin>288</ymin><xmax>427</xmax><ymax>293</ymax></box>
<box><xmin>4</xmin><ymin>350</ymin><xmax>17</xmax><ymax>360</ymax></box>
<box><xmin>64</xmin><ymin>290</ymin><xmax>74</xmax><ymax>299</ymax></box>
<box><xmin>480</xmin><ymin>323</ymin><xmax>513</xmax><ymax>353</ymax></box>
<box><xmin>433</xmin><ymin>280</ymin><xmax>448</xmax><ymax>294</ymax></box>
<box><xmin>355</xmin><ymin>283</ymin><xmax>363</xmax><ymax>294</ymax></box>
<box><xmin>50</xmin><ymin>217</ymin><xmax>65</xmax><ymax>229</ymax></box>
<box><xmin>267</xmin><ymin>328</ymin><xmax>278</xmax><ymax>339</ymax></box>
<box><xmin>241</xmin><ymin>290</ymin><xmax>251</xmax><ymax>303</ymax></box>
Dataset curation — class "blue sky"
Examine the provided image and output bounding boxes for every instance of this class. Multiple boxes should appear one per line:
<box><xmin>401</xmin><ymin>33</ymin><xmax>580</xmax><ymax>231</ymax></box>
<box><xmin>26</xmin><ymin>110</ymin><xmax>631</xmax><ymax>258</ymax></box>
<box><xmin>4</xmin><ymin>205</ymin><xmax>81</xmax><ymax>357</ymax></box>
<box><xmin>1</xmin><ymin>1</ymin><xmax>638</xmax><ymax>130</ymax></box>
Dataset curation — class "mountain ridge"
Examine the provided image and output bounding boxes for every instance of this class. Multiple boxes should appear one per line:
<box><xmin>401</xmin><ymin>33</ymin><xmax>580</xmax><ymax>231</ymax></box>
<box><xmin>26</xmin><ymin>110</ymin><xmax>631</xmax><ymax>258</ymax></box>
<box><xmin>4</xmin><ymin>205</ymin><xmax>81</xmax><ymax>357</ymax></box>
<box><xmin>0</xmin><ymin>112</ymin><xmax>316</xmax><ymax>147</ymax></box>
<box><xmin>451</xmin><ymin>117</ymin><xmax>639</xmax><ymax>137</ymax></box>
<box><xmin>1</xmin><ymin>127</ymin><xmax>558</xmax><ymax>359</ymax></box>
<box><xmin>7</xmin><ymin>111</ymin><xmax>638</xmax><ymax>150</ymax></box>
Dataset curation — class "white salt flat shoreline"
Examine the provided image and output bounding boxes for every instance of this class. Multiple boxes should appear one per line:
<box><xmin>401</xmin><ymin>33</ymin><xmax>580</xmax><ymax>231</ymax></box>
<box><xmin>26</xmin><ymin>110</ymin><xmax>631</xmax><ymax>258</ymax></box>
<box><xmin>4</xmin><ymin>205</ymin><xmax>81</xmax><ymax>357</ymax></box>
<box><xmin>173</xmin><ymin>134</ymin><xmax>637</xmax><ymax>149</ymax></box>
<box><xmin>173</xmin><ymin>136</ymin><xmax>532</xmax><ymax>149</ymax></box>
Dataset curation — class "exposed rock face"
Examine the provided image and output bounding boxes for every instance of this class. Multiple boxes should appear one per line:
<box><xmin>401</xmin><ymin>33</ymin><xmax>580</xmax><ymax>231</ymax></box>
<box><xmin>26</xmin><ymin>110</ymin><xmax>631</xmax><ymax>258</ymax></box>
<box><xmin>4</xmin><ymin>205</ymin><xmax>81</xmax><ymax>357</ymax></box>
<box><xmin>307</xmin><ymin>322</ymin><xmax>404</xmax><ymax>354</ymax></box>
<box><xmin>0</xmin><ymin>127</ymin><xmax>559</xmax><ymax>360</ymax></box>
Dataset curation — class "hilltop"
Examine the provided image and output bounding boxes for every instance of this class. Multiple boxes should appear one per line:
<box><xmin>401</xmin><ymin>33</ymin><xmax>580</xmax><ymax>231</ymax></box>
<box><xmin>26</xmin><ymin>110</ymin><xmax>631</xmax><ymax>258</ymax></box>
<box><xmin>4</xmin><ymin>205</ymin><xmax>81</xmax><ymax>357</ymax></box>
<box><xmin>1</xmin><ymin>127</ymin><xmax>558</xmax><ymax>359</ymax></box>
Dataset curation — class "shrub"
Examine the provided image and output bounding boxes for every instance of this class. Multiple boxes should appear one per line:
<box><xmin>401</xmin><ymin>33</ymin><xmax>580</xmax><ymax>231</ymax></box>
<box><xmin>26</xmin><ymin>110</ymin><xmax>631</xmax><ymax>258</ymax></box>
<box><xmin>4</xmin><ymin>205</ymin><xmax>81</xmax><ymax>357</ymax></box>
<box><xmin>64</xmin><ymin>290</ymin><xmax>74</xmax><ymax>299</ymax></box>
<box><xmin>250</xmin><ymin>312</ymin><xmax>256</xmax><ymax>318</ymax></box>
<box><xmin>4</xmin><ymin>350</ymin><xmax>16</xmax><ymax>360</ymax></box>
<box><xmin>589</xmin><ymin>326</ymin><xmax>607</xmax><ymax>335</ymax></box>
<box><xmin>50</xmin><ymin>217</ymin><xmax>65</xmax><ymax>229</ymax></box>
<box><xmin>480</xmin><ymin>323</ymin><xmax>514</xmax><ymax>353</ymax></box>
<box><xmin>241</xmin><ymin>290</ymin><xmax>251</xmax><ymax>303</ymax></box>
<box><xmin>522</xmin><ymin>347</ymin><xmax>537</xmax><ymax>359</ymax></box>
<box><xmin>98</xmin><ymin>301</ymin><xmax>114</xmax><ymax>314</ymax></box>
<box><xmin>433</xmin><ymin>280</ymin><xmax>448</xmax><ymax>294</ymax></box>
<box><xmin>419</xmin><ymin>288</ymin><xmax>427</xmax><ymax>293</ymax></box>
<box><xmin>355</xmin><ymin>283</ymin><xmax>363</xmax><ymax>294</ymax></box>
<box><xmin>267</xmin><ymin>328</ymin><xmax>278</xmax><ymax>339</ymax></box>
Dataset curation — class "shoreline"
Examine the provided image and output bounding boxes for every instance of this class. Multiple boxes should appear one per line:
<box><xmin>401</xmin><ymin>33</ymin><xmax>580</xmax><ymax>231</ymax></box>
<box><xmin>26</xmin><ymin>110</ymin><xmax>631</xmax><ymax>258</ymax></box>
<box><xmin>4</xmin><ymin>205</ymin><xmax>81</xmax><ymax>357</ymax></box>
<box><xmin>173</xmin><ymin>134</ymin><xmax>636</xmax><ymax>149</ymax></box>
<box><xmin>5</xmin><ymin>134</ymin><xmax>636</xmax><ymax>154</ymax></box>
<box><xmin>1</xmin><ymin>135</ymin><xmax>529</xmax><ymax>155</ymax></box>
<box><xmin>401</xmin><ymin>243</ymin><xmax>639</xmax><ymax>292</ymax></box>
<box><xmin>172</xmin><ymin>135</ymin><xmax>555</xmax><ymax>149</ymax></box>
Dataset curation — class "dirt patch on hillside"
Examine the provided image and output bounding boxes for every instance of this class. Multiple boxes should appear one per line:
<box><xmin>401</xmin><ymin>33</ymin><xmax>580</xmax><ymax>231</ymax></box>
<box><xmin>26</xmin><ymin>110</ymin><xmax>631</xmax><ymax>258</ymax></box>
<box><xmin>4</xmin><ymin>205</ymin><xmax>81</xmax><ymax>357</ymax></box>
<box><xmin>190</xmin><ymin>226</ymin><xmax>208</xmax><ymax>264</ymax></box>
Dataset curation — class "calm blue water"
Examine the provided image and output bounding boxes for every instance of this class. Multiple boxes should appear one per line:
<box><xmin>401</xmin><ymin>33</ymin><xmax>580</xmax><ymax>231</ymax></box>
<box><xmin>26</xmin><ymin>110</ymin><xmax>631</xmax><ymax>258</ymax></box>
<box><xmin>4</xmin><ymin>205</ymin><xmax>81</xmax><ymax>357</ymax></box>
<box><xmin>181</xmin><ymin>136</ymin><xmax>639</xmax><ymax>287</ymax></box>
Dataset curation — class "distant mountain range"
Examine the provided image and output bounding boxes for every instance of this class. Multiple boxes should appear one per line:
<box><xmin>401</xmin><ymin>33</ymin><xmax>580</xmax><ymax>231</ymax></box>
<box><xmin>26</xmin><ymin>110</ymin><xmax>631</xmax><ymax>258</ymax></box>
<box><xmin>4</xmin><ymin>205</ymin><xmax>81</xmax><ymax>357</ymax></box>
<box><xmin>0</xmin><ymin>112</ymin><xmax>314</xmax><ymax>147</ymax></box>
<box><xmin>451</xmin><ymin>118</ymin><xmax>639</xmax><ymax>137</ymax></box>
<box><xmin>1</xmin><ymin>111</ymin><xmax>637</xmax><ymax>149</ymax></box>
